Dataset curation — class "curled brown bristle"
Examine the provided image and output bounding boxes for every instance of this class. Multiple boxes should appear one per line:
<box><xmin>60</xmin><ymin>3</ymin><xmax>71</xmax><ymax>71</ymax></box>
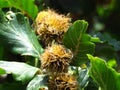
<box><xmin>40</xmin><ymin>44</ymin><xmax>73</xmax><ymax>73</ymax></box>
<box><xmin>35</xmin><ymin>9</ymin><xmax>71</xmax><ymax>45</ymax></box>
<box><xmin>48</xmin><ymin>73</ymin><xmax>78</xmax><ymax>90</ymax></box>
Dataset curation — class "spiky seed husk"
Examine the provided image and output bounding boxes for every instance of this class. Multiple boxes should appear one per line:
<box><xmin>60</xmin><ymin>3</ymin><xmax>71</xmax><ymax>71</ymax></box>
<box><xmin>35</xmin><ymin>9</ymin><xmax>71</xmax><ymax>46</ymax></box>
<box><xmin>40</xmin><ymin>44</ymin><xmax>73</xmax><ymax>73</ymax></box>
<box><xmin>48</xmin><ymin>73</ymin><xmax>78</xmax><ymax>90</ymax></box>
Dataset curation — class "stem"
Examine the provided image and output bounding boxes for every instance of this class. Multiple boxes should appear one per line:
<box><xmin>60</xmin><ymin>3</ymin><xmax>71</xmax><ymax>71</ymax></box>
<box><xmin>76</xmin><ymin>67</ymin><xmax>80</xmax><ymax>75</ymax></box>
<box><xmin>35</xmin><ymin>58</ymin><xmax>39</xmax><ymax>67</ymax></box>
<box><xmin>99</xmin><ymin>87</ymin><xmax>101</xmax><ymax>90</ymax></box>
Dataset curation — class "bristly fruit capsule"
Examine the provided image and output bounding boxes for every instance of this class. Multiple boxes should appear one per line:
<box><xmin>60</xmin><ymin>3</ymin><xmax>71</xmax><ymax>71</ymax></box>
<box><xmin>48</xmin><ymin>73</ymin><xmax>78</xmax><ymax>90</ymax></box>
<box><xmin>40</xmin><ymin>44</ymin><xmax>73</xmax><ymax>73</ymax></box>
<box><xmin>35</xmin><ymin>9</ymin><xmax>71</xmax><ymax>46</ymax></box>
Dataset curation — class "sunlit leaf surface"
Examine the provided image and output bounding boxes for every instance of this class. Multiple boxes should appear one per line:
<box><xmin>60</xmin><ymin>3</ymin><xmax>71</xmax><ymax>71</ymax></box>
<box><xmin>0</xmin><ymin>10</ymin><xmax>43</xmax><ymax>58</ymax></box>
<box><xmin>0</xmin><ymin>0</ymin><xmax>38</xmax><ymax>19</ymax></box>
<box><xmin>63</xmin><ymin>20</ymin><xmax>95</xmax><ymax>66</ymax></box>
<box><xmin>88</xmin><ymin>54</ymin><xmax>120</xmax><ymax>90</ymax></box>
<box><xmin>0</xmin><ymin>61</ymin><xmax>39</xmax><ymax>83</ymax></box>
<box><xmin>27</xmin><ymin>75</ymin><xmax>48</xmax><ymax>90</ymax></box>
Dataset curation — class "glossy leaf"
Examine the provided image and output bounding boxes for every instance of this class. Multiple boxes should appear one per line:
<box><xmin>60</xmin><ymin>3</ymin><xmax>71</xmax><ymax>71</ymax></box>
<box><xmin>63</xmin><ymin>20</ymin><xmax>95</xmax><ymax>66</ymax></box>
<box><xmin>90</xmin><ymin>37</ymin><xmax>101</xmax><ymax>43</ymax></box>
<box><xmin>27</xmin><ymin>75</ymin><xmax>48</xmax><ymax>90</ymax></box>
<box><xmin>87</xmin><ymin>54</ymin><xmax>120</xmax><ymax>90</ymax></box>
<box><xmin>0</xmin><ymin>61</ymin><xmax>39</xmax><ymax>83</ymax></box>
<box><xmin>0</xmin><ymin>10</ymin><xmax>43</xmax><ymax>58</ymax></box>
<box><xmin>78</xmin><ymin>69</ymin><xmax>89</xmax><ymax>89</ymax></box>
<box><xmin>1</xmin><ymin>0</ymin><xmax>38</xmax><ymax>19</ymax></box>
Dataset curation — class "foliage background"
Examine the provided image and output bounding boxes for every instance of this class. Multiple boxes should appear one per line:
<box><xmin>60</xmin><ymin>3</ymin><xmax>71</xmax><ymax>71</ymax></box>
<box><xmin>0</xmin><ymin>0</ymin><xmax>120</xmax><ymax>90</ymax></box>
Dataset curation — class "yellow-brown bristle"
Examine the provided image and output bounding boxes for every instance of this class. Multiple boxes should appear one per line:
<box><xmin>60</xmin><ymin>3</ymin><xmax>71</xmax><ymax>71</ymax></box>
<box><xmin>48</xmin><ymin>73</ymin><xmax>78</xmax><ymax>90</ymax></box>
<box><xmin>40</xmin><ymin>44</ymin><xmax>73</xmax><ymax>73</ymax></box>
<box><xmin>35</xmin><ymin>9</ymin><xmax>71</xmax><ymax>45</ymax></box>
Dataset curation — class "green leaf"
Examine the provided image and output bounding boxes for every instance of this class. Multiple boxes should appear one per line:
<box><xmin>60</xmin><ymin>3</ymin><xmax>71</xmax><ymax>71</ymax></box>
<box><xmin>27</xmin><ymin>75</ymin><xmax>48</xmax><ymax>90</ymax></box>
<box><xmin>97</xmin><ymin>32</ymin><xmax>120</xmax><ymax>51</ymax></box>
<box><xmin>0</xmin><ymin>67</ymin><xmax>6</xmax><ymax>74</ymax></box>
<box><xmin>90</xmin><ymin>37</ymin><xmax>101</xmax><ymax>43</ymax></box>
<box><xmin>0</xmin><ymin>0</ymin><xmax>38</xmax><ymax>19</ymax></box>
<box><xmin>3</xmin><ymin>0</ymin><xmax>38</xmax><ymax>19</ymax></box>
<box><xmin>87</xmin><ymin>54</ymin><xmax>120</xmax><ymax>90</ymax></box>
<box><xmin>63</xmin><ymin>20</ymin><xmax>95</xmax><ymax>66</ymax></box>
<box><xmin>0</xmin><ymin>61</ymin><xmax>39</xmax><ymax>83</ymax></box>
<box><xmin>78</xmin><ymin>69</ymin><xmax>89</xmax><ymax>89</ymax></box>
<box><xmin>0</xmin><ymin>0</ymin><xmax>11</xmax><ymax>8</ymax></box>
<box><xmin>0</xmin><ymin>10</ymin><xmax>43</xmax><ymax>58</ymax></box>
<box><xmin>107</xmin><ymin>59</ymin><xmax>117</xmax><ymax>68</ymax></box>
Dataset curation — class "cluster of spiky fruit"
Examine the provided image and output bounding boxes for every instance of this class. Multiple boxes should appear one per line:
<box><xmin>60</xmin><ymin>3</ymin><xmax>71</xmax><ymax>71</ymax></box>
<box><xmin>40</xmin><ymin>44</ymin><xmax>73</xmax><ymax>73</ymax></box>
<box><xmin>35</xmin><ymin>9</ymin><xmax>78</xmax><ymax>90</ymax></box>
<box><xmin>35</xmin><ymin>9</ymin><xmax>71</xmax><ymax>46</ymax></box>
<box><xmin>49</xmin><ymin>73</ymin><xmax>78</xmax><ymax>90</ymax></box>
